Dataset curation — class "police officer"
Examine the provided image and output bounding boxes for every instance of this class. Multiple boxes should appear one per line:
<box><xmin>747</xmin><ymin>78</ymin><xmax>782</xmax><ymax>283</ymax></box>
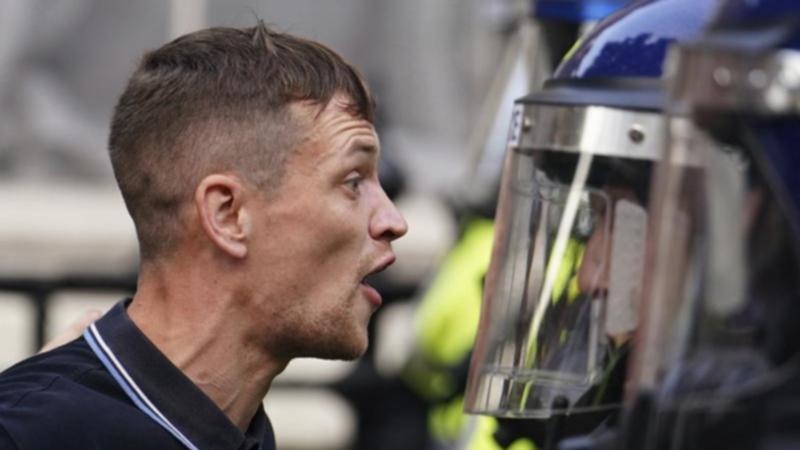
<box><xmin>463</xmin><ymin>0</ymin><xmax>719</xmax><ymax>448</ymax></box>
<box><xmin>401</xmin><ymin>2</ymin><xmax>624</xmax><ymax>449</ymax></box>
<box><xmin>600</xmin><ymin>1</ymin><xmax>800</xmax><ymax>449</ymax></box>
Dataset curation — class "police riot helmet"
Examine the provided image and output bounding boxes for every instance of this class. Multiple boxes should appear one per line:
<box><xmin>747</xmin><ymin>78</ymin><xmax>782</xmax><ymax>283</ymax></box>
<box><xmin>464</xmin><ymin>0</ymin><xmax>719</xmax><ymax>425</ymax></box>
<box><xmin>622</xmin><ymin>1</ymin><xmax>800</xmax><ymax>448</ymax></box>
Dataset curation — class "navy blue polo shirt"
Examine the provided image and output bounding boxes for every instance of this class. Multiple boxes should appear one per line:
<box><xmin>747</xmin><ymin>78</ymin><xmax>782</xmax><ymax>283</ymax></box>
<box><xmin>0</xmin><ymin>300</ymin><xmax>276</xmax><ymax>450</ymax></box>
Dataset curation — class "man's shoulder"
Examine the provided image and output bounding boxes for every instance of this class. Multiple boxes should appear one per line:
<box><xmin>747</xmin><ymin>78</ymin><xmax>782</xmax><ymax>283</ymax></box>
<box><xmin>0</xmin><ymin>338</ymin><xmax>180</xmax><ymax>450</ymax></box>
<box><xmin>0</xmin><ymin>337</ymin><xmax>104</xmax><ymax>409</ymax></box>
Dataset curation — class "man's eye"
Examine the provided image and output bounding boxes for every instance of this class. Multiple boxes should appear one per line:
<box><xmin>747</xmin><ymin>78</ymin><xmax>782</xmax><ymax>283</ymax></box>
<box><xmin>345</xmin><ymin>176</ymin><xmax>363</xmax><ymax>193</ymax></box>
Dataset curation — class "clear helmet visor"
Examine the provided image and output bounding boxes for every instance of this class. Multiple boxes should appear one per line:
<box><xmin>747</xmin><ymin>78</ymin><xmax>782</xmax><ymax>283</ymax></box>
<box><xmin>628</xmin><ymin>114</ymin><xmax>800</xmax><ymax>445</ymax></box>
<box><xmin>465</xmin><ymin>104</ymin><xmax>662</xmax><ymax>418</ymax></box>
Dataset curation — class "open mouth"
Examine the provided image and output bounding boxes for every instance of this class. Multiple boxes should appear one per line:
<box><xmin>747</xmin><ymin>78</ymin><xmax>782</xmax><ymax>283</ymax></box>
<box><xmin>361</xmin><ymin>272</ymin><xmax>378</xmax><ymax>287</ymax></box>
<box><xmin>360</xmin><ymin>257</ymin><xmax>395</xmax><ymax>306</ymax></box>
<box><xmin>362</xmin><ymin>257</ymin><xmax>394</xmax><ymax>284</ymax></box>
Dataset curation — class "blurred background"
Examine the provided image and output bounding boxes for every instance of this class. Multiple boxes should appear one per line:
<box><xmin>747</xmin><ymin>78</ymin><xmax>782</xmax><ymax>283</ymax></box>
<box><xmin>0</xmin><ymin>0</ymin><xmax>532</xmax><ymax>448</ymax></box>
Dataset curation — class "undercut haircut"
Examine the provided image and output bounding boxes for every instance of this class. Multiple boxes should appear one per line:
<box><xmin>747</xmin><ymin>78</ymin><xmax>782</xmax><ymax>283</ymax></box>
<box><xmin>109</xmin><ymin>23</ymin><xmax>375</xmax><ymax>260</ymax></box>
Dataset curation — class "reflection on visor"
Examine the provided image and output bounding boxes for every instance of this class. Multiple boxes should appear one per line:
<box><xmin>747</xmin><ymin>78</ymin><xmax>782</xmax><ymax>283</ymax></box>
<box><xmin>465</xmin><ymin>147</ymin><xmax>652</xmax><ymax>418</ymax></box>
<box><xmin>538</xmin><ymin>171</ymin><xmax>602</xmax><ymax>239</ymax></box>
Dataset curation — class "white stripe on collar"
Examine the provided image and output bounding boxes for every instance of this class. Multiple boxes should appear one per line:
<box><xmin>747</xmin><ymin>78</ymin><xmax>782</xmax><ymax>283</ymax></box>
<box><xmin>84</xmin><ymin>323</ymin><xmax>199</xmax><ymax>450</ymax></box>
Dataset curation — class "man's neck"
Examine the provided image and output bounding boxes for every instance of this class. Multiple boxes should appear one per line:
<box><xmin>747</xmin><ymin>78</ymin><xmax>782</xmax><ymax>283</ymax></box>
<box><xmin>127</xmin><ymin>267</ymin><xmax>287</xmax><ymax>431</ymax></box>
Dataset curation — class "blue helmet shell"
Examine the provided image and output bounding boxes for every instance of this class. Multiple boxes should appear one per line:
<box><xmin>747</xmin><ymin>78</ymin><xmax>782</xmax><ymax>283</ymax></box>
<box><xmin>554</xmin><ymin>0</ymin><xmax>719</xmax><ymax>79</ymax></box>
<box><xmin>715</xmin><ymin>0</ymin><xmax>800</xmax><ymax>25</ymax></box>
<box><xmin>710</xmin><ymin>0</ymin><xmax>800</xmax><ymax>50</ymax></box>
<box><xmin>534</xmin><ymin>0</ymin><xmax>630</xmax><ymax>23</ymax></box>
<box><xmin>521</xmin><ymin>0</ymin><xmax>718</xmax><ymax>111</ymax></box>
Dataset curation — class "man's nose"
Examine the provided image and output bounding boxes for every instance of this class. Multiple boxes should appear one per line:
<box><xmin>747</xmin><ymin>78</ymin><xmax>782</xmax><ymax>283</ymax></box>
<box><xmin>577</xmin><ymin>215</ymin><xmax>610</xmax><ymax>297</ymax></box>
<box><xmin>370</xmin><ymin>185</ymin><xmax>408</xmax><ymax>242</ymax></box>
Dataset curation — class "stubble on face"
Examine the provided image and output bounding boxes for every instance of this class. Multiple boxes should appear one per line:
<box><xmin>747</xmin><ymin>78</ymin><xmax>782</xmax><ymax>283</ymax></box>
<box><xmin>267</xmin><ymin>293</ymin><xmax>367</xmax><ymax>361</ymax></box>
<box><xmin>250</xmin><ymin>96</ymin><xmax>381</xmax><ymax>362</ymax></box>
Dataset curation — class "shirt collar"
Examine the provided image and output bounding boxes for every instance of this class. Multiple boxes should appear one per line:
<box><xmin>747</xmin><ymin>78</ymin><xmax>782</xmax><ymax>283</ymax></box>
<box><xmin>86</xmin><ymin>299</ymin><xmax>274</xmax><ymax>450</ymax></box>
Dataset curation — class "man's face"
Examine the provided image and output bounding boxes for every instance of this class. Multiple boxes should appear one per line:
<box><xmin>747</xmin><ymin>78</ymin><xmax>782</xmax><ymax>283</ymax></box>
<box><xmin>576</xmin><ymin>186</ymin><xmax>641</xmax><ymax>297</ymax></box>
<box><xmin>576</xmin><ymin>185</ymin><xmax>646</xmax><ymax>344</ymax></box>
<box><xmin>247</xmin><ymin>94</ymin><xmax>407</xmax><ymax>361</ymax></box>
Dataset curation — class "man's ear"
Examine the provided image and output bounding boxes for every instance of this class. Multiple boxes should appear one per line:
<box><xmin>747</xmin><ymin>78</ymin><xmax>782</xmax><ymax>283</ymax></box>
<box><xmin>194</xmin><ymin>174</ymin><xmax>252</xmax><ymax>259</ymax></box>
